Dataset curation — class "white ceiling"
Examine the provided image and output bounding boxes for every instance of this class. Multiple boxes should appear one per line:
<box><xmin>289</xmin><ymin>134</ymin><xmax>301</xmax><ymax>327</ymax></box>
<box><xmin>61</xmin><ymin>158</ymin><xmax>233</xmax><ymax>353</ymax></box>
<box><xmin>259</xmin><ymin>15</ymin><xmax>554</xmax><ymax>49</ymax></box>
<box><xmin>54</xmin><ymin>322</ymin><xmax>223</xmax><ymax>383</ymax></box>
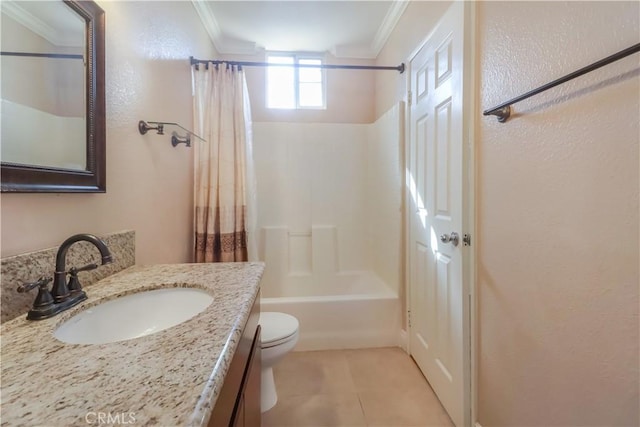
<box><xmin>191</xmin><ymin>1</ymin><xmax>408</xmax><ymax>59</ymax></box>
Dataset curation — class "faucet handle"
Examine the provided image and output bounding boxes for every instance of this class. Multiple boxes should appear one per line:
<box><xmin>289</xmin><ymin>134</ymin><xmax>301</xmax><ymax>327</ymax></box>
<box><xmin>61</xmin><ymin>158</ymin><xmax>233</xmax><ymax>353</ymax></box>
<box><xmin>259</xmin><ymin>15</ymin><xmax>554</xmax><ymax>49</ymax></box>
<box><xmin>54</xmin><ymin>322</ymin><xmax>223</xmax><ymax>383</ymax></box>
<box><xmin>68</xmin><ymin>263</ymin><xmax>98</xmax><ymax>274</ymax></box>
<box><xmin>18</xmin><ymin>277</ymin><xmax>56</xmax><ymax>320</ymax></box>
<box><xmin>18</xmin><ymin>277</ymin><xmax>55</xmax><ymax>311</ymax></box>
<box><xmin>67</xmin><ymin>263</ymin><xmax>97</xmax><ymax>293</ymax></box>
<box><xmin>17</xmin><ymin>277</ymin><xmax>52</xmax><ymax>293</ymax></box>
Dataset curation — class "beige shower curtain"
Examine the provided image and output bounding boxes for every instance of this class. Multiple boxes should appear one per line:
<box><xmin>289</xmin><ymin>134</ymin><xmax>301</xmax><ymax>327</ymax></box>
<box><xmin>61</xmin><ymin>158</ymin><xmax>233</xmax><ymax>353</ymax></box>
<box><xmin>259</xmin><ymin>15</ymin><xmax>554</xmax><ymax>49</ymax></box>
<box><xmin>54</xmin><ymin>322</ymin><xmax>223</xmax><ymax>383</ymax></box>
<box><xmin>192</xmin><ymin>63</ymin><xmax>257</xmax><ymax>263</ymax></box>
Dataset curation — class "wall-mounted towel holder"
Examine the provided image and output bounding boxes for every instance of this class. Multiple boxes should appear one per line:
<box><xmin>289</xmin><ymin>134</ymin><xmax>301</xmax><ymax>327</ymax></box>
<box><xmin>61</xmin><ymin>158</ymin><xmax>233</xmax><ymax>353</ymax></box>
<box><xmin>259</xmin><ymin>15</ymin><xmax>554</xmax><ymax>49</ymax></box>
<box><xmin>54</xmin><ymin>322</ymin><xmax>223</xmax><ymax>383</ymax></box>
<box><xmin>138</xmin><ymin>120</ymin><xmax>205</xmax><ymax>147</ymax></box>
<box><xmin>483</xmin><ymin>43</ymin><xmax>640</xmax><ymax>122</ymax></box>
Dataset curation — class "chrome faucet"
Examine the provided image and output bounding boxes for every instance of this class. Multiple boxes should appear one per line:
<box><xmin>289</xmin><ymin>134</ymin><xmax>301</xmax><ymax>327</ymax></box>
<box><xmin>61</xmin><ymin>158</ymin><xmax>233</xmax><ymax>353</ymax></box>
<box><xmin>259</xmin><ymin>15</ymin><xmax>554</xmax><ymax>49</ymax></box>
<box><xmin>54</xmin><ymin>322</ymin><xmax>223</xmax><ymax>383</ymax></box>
<box><xmin>17</xmin><ymin>234</ymin><xmax>113</xmax><ymax>320</ymax></box>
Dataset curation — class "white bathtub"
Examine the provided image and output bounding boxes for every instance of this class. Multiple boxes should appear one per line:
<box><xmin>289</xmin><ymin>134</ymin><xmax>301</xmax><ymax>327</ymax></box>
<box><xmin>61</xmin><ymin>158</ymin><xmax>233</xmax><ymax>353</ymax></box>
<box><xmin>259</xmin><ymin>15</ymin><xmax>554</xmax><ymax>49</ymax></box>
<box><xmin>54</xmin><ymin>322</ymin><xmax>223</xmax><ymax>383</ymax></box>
<box><xmin>260</xmin><ymin>271</ymin><xmax>401</xmax><ymax>351</ymax></box>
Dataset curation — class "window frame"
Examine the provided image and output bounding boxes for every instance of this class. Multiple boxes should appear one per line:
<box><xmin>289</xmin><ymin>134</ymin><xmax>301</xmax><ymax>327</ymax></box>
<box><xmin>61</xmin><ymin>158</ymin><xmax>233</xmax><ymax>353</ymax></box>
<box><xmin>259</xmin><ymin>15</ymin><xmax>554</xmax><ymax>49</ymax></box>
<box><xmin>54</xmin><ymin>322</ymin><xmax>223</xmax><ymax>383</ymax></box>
<box><xmin>266</xmin><ymin>52</ymin><xmax>326</xmax><ymax>110</ymax></box>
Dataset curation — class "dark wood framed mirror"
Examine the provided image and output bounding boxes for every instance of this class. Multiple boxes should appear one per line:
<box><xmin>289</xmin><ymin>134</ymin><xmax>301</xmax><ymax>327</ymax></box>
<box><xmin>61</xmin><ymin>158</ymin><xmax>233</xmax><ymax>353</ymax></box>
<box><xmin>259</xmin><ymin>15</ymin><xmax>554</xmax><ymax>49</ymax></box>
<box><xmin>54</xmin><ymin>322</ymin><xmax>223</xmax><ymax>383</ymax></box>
<box><xmin>0</xmin><ymin>0</ymin><xmax>105</xmax><ymax>193</ymax></box>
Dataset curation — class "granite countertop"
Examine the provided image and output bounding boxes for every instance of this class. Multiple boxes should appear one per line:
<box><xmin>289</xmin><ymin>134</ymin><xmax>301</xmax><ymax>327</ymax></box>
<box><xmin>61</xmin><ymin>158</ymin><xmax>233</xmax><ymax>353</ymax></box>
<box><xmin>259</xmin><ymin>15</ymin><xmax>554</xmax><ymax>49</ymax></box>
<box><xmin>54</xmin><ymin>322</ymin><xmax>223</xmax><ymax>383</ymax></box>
<box><xmin>0</xmin><ymin>262</ymin><xmax>264</xmax><ymax>427</ymax></box>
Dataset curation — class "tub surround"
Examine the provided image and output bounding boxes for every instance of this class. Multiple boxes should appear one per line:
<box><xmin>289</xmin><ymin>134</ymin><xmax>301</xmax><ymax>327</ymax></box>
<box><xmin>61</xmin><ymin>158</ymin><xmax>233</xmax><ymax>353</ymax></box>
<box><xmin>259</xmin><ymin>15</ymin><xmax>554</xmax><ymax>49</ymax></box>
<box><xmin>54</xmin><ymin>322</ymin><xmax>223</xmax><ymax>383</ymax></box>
<box><xmin>254</xmin><ymin>110</ymin><xmax>403</xmax><ymax>299</ymax></box>
<box><xmin>252</xmin><ymin>111</ymin><xmax>403</xmax><ymax>351</ymax></box>
<box><xmin>1</xmin><ymin>262</ymin><xmax>264</xmax><ymax>426</ymax></box>
<box><xmin>1</xmin><ymin>230</ymin><xmax>135</xmax><ymax>323</ymax></box>
<box><xmin>261</xmin><ymin>271</ymin><xmax>400</xmax><ymax>351</ymax></box>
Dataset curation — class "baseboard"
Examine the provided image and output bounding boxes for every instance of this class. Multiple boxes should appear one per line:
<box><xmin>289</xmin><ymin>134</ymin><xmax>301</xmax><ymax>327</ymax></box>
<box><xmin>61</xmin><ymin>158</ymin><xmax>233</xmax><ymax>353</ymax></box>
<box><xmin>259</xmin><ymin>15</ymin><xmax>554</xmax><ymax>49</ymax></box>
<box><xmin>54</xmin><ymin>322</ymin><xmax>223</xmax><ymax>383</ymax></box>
<box><xmin>398</xmin><ymin>328</ymin><xmax>408</xmax><ymax>351</ymax></box>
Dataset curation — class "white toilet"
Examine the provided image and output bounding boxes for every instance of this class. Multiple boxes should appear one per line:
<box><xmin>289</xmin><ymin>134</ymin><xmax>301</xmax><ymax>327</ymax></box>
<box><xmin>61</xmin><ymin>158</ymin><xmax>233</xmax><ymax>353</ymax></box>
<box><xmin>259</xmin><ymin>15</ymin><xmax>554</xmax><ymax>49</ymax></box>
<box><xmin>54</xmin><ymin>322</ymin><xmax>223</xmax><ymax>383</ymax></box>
<box><xmin>259</xmin><ymin>311</ymin><xmax>299</xmax><ymax>412</ymax></box>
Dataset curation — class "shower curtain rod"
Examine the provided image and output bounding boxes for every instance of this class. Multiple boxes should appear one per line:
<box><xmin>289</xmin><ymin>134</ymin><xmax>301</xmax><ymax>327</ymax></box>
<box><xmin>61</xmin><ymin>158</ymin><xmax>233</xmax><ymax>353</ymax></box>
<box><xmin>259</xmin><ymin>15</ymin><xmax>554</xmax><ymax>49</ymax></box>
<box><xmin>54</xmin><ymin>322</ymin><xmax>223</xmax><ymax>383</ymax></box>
<box><xmin>190</xmin><ymin>56</ymin><xmax>405</xmax><ymax>74</ymax></box>
<box><xmin>1</xmin><ymin>51</ymin><xmax>83</xmax><ymax>60</ymax></box>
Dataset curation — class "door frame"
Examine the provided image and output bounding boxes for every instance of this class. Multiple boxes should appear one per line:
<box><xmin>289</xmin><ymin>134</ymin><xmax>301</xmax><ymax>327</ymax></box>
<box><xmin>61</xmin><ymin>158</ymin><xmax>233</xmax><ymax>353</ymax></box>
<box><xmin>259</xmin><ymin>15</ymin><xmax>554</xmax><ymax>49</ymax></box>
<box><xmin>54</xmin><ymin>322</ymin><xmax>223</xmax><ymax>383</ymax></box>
<box><xmin>402</xmin><ymin>2</ymin><xmax>477</xmax><ymax>426</ymax></box>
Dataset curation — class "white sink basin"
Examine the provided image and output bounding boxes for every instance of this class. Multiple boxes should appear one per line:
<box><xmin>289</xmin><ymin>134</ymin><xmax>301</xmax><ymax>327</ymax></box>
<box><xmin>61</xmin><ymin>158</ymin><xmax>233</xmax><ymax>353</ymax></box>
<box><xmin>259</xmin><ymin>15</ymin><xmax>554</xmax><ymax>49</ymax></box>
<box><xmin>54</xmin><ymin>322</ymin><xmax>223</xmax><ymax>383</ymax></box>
<box><xmin>54</xmin><ymin>288</ymin><xmax>214</xmax><ymax>345</ymax></box>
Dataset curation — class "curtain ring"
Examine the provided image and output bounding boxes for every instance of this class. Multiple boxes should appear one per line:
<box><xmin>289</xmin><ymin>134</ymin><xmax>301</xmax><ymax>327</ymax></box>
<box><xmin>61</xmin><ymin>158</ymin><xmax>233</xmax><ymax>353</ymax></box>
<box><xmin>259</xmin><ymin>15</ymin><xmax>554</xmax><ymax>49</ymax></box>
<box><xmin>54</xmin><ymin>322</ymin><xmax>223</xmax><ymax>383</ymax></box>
<box><xmin>205</xmin><ymin>61</ymin><xmax>209</xmax><ymax>70</ymax></box>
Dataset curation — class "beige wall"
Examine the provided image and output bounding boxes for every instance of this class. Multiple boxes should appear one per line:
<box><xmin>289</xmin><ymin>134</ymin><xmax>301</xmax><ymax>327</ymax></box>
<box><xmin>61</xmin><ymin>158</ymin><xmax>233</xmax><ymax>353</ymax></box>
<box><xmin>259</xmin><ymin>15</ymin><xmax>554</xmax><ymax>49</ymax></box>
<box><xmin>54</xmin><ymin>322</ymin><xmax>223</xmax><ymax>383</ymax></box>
<box><xmin>377</xmin><ymin>1</ymin><xmax>638</xmax><ymax>425</ymax></box>
<box><xmin>221</xmin><ymin>52</ymin><xmax>375</xmax><ymax>123</ymax></box>
<box><xmin>1</xmin><ymin>1</ymin><xmax>217</xmax><ymax>264</ymax></box>
<box><xmin>477</xmin><ymin>2</ymin><xmax>639</xmax><ymax>425</ymax></box>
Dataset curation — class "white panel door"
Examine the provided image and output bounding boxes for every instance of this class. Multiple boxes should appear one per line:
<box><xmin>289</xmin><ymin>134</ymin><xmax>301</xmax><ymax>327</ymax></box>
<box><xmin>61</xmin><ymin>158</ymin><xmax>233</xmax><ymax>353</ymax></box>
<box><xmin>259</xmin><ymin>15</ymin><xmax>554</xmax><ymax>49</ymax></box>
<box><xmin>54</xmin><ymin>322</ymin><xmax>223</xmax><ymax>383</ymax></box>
<box><xmin>408</xmin><ymin>2</ymin><xmax>467</xmax><ymax>427</ymax></box>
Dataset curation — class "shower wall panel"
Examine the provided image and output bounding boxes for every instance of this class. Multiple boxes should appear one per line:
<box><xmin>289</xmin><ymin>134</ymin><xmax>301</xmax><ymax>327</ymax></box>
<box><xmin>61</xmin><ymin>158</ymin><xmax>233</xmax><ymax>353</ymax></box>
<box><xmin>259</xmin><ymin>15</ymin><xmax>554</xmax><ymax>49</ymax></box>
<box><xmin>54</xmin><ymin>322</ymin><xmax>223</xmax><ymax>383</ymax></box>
<box><xmin>253</xmin><ymin>123</ymin><xmax>370</xmax><ymax>285</ymax></box>
<box><xmin>253</xmin><ymin>112</ymin><xmax>403</xmax><ymax>299</ymax></box>
<box><xmin>366</xmin><ymin>103</ymin><xmax>404</xmax><ymax>296</ymax></box>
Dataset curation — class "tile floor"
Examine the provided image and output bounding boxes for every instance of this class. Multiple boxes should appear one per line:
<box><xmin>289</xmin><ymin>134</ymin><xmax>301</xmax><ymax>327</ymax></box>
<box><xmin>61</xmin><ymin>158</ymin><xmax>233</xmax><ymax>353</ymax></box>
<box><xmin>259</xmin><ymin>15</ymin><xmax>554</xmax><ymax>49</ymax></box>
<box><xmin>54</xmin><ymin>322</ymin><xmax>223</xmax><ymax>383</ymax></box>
<box><xmin>262</xmin><ymin>347</ymin><xmax>454</xmax><ymax>427</ymax></box>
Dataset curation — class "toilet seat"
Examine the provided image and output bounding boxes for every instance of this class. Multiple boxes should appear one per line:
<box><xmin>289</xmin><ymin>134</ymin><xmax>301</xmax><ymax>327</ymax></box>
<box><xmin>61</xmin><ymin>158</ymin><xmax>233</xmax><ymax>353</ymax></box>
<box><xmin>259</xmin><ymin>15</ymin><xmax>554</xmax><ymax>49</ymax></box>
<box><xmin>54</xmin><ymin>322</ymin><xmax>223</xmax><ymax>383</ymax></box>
<box><xmin>260</xmin><ymin>312</ymin><xmax>299</xmax><ymax>349</ymax></box>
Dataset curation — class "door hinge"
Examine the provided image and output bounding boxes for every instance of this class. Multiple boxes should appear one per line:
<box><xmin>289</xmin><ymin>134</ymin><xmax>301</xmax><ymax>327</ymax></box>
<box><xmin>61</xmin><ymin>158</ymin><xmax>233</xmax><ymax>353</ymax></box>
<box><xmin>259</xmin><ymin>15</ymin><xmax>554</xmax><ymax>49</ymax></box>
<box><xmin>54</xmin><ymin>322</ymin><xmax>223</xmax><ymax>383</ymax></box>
<box><xmin>407</xmin><ymin>90</ymin><xmax>412</xmax><ymax>105</ymax></box>
<box><xmin>408</xmin><ymin>310</ymin><xmax>412</xmax><ymax>327</ymax></box>
<box><xmin>463</xmin><ymin>233</ymin><xmax>471</xmax><ymax>246</ymax></box>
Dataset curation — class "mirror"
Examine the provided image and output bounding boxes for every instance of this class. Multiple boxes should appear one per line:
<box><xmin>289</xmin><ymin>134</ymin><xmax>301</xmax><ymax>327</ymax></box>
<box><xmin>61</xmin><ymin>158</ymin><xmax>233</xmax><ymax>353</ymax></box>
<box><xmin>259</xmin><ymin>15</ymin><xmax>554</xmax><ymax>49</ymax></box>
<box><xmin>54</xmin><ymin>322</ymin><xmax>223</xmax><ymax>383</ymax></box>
<box><xmin>0</xmin><ymin>0</ymin><xmax>105</xmax><ymax>192</ymax></box>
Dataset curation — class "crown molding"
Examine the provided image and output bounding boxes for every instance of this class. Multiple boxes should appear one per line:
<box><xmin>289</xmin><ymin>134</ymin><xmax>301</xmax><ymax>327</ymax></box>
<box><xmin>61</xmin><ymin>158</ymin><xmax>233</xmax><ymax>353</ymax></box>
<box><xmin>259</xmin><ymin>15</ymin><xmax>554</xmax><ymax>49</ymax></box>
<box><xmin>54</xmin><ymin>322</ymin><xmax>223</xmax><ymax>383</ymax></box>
<box><xmin>370</xmin><ymin>0</ymin><xmax>409</xmax><ymax>57</ymax></box>
<box><xmin>191</xmin><ymin>0</ymin><xmax>258</xmax><ymax>55</ymax></box>
<box><xmin>2</xmin><ymin>1</ymin><xmax>81</xmax><ymax>47</ymax></box>
<box><xmin>191</xmin><ymin>0</ymin><xmax>407</xmax><ymax>59</ymax></box>
<box><xmin>191</xmin><ymin>0</ymin><xmax>222</xmax><ymax>50</ymax></box>
<box><xmin>332</xmin><ymin>1</ymin><xmax>408</xmax><ymax>60</ymax></box>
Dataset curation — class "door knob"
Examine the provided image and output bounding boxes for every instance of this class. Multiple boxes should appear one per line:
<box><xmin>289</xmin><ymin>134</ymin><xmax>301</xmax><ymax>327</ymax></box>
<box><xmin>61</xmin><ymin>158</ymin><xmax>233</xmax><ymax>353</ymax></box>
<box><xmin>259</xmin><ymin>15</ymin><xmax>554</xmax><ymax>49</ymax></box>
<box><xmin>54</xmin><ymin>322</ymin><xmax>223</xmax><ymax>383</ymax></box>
<box><xmin>440</xmin><ymin>232</ymin><xmax>460</xmax><ymax>247</ymax></box>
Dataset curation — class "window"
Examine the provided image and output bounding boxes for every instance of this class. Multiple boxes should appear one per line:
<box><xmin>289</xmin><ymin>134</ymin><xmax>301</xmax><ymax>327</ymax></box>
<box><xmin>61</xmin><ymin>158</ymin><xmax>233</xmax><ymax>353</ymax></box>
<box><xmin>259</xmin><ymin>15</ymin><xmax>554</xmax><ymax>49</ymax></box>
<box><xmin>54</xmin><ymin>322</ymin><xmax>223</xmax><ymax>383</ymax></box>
<box><xmin>267</xmin><ymin>54</ymin><xmax>325</xmax><ymax>109</ymax></box>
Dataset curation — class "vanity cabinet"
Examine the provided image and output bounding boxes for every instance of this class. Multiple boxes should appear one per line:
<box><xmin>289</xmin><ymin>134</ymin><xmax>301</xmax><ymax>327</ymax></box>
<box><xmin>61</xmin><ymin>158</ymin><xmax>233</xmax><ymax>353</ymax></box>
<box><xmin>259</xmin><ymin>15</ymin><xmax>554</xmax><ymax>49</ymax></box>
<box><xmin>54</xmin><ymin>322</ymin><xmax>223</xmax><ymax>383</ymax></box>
<box><xmin>209</xmin><ymin>292</ymin><xmax>261</xmax><ymax>427</ymax></box>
